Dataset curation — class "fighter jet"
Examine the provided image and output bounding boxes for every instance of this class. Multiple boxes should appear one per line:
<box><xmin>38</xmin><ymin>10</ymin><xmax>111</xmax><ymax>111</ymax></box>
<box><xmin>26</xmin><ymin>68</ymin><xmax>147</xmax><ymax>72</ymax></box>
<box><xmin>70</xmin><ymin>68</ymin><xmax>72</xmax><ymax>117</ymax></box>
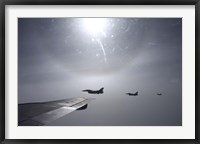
<box><xmin>18</xmin><ymin>97</ymin><xmax>95</xmax><ymax>126</ymax></box>
<box><xmin>126</xmin><ymin>92</ymin><xmax>138</xmax><ymax>96</ymax></box>
<box><xmin>82</xmin><ymin>87</ymin><xmax>104</xmax><ymax>94</ymax></box>
<box><xmin>157</xmin><ymin>93</ymin><xmax>162</xmax><ymax>96</ymax></box>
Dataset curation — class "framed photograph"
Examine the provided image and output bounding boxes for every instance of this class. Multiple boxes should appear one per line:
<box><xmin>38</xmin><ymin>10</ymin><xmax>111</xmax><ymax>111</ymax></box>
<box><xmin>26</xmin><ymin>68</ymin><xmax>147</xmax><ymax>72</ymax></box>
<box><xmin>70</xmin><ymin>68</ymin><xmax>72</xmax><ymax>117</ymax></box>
<box><xmin>1</xmin><ymin>0</ymin><xmax>199</xmax><ymax>143</ymax></box>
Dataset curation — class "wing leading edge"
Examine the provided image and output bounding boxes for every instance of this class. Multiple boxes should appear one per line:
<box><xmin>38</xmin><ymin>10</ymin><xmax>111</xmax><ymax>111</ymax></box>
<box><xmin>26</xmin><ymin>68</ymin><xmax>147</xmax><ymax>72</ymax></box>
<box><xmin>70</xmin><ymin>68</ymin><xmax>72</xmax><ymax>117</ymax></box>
<box><xmin>18</xmin><ymin>97</ymin><xmax>94</xmax><ymax>126</ymax></box>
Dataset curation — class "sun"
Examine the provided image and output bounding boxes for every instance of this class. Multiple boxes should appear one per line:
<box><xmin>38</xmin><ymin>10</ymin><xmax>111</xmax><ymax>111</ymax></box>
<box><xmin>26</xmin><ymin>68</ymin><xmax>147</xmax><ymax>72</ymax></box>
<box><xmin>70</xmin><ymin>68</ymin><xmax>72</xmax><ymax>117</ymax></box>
<box><xmin>82</xmin><ymin>18</ymin><xmax>107</xmax><ymax>37</ymax></box>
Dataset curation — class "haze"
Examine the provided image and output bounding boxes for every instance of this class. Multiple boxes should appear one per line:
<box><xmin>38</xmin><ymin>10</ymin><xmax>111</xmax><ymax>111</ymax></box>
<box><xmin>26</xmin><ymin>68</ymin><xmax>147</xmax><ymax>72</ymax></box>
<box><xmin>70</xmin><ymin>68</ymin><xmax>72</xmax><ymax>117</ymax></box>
<box><xmin>18</xmin><ymin>18</ymin><xmax>182</xmax><ymax>126</ymax></box>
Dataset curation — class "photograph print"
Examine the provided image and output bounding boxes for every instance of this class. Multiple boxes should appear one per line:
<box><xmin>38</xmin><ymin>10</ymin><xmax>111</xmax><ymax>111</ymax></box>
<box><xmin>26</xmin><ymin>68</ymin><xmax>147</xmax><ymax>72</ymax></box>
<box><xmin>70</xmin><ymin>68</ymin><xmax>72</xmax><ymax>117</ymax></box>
<box><xmin>18</xmin><ymin>18</ymin><xmax>182</xmax><ymax>126</ymax></box>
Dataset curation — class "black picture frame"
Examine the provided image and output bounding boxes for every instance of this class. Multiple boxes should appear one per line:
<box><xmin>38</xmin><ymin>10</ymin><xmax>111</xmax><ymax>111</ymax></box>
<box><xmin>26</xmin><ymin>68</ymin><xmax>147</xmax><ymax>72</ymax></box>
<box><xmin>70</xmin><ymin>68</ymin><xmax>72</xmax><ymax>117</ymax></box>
<box><xmin>1</xmin><ymin>0</ymin><xmax>199</xmax><ymax>143</ymax></box>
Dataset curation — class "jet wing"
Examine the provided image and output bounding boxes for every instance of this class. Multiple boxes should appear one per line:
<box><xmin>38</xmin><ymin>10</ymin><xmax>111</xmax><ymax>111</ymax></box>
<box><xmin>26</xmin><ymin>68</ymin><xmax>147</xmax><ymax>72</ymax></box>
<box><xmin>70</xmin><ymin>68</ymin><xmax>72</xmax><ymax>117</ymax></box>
<box><xmin>18</xmin><ymin>97</ymin><xmax>94</xmax><ymax>126</ymax></box>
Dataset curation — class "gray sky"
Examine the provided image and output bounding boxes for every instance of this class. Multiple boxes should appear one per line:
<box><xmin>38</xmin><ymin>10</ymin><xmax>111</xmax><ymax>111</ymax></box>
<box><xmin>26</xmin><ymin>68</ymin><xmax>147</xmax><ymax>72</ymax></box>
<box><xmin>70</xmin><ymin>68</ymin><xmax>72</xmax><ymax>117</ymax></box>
<box><xmin>18</xmin><ymin>18</ymin><xmax>182</xmax><ymax>126</ymax></box>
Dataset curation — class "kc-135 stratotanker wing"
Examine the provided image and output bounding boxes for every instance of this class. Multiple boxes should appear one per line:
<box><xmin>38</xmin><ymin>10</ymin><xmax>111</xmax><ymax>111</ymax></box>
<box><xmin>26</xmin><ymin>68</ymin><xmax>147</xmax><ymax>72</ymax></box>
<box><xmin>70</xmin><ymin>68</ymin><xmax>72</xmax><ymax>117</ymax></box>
<box><xmin>18</xmin><ymin>97</ymin><xmax>94</xmax><ymax>126</ymax></box>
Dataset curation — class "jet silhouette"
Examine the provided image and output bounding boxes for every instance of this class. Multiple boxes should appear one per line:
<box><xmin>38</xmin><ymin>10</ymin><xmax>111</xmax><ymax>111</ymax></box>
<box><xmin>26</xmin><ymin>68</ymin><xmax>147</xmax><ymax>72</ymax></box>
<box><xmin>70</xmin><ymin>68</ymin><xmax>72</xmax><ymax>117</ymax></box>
<box><xmin>82</xmin><ymin>87</ymin><xmax>104</xmax><ymax>94</ymax></box>
<box><xmin>157</xmin><ymin>93</ymin><xmax>162</xmax><ymax>96</ymax></box>
<box><xmin>126</xmin><ymin>92</ymin><xmax>138</xmax><ymax>96</ymax></box>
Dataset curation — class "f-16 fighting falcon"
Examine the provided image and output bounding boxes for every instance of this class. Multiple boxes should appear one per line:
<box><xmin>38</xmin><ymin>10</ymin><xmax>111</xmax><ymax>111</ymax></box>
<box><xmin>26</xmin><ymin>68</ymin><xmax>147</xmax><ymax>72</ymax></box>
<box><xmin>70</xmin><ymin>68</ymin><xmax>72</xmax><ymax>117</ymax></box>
<box><xmin>82</xmin><ymin>87</ymin><xmax>104</xmax><ymax>94</ymax></box>
<box><xmin>126</xmin><ymin>92</ymin><xmax>138</xmax><ymax>96</ymax></box>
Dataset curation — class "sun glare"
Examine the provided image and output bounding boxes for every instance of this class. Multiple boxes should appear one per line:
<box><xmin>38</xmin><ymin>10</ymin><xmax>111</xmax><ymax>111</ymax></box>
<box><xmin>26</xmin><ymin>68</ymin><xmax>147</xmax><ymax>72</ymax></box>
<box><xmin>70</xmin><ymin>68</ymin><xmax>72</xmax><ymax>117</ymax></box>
<box><xmin>82</xmin><ymin>18</ymin><xmax>107</xmax><ymax>37</ymax></box>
